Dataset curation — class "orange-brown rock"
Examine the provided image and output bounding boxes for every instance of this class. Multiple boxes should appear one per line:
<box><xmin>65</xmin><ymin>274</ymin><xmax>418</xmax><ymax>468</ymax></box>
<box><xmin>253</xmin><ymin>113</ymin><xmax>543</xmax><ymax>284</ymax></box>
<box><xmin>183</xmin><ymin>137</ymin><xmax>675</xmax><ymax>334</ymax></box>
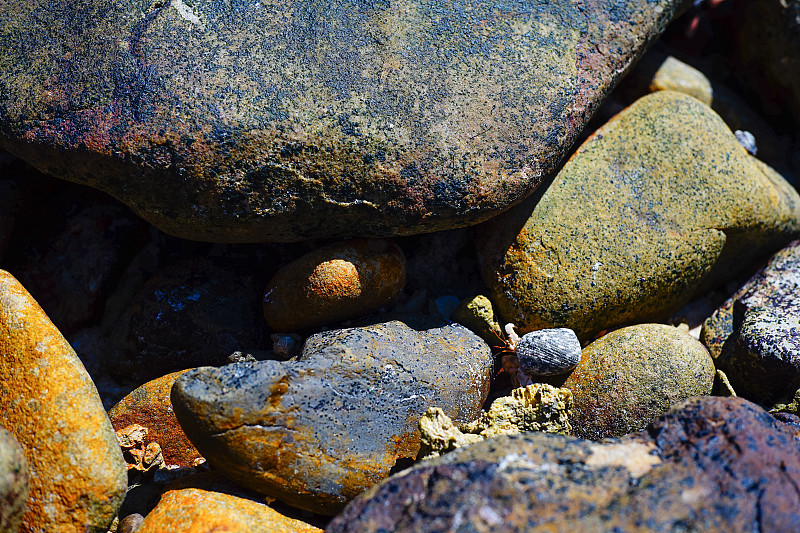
<box><xmin>0</xmin><ymin>270</ymin><xmax>126</xmax><ymax>532</ymax></box>
<box><xmin>109</xmin><ymin>370</ymin><xmax>202</xmax><ymax>469</ymax></box>
<box><xmin>263</xmin><ymin>239</ymin><xmax>406</xmax><ymax>331</ymax></box>
<box><xmin>136</xmin><ymin>488</ymin><xmax>322</xmax><ymax>533</ymax></box>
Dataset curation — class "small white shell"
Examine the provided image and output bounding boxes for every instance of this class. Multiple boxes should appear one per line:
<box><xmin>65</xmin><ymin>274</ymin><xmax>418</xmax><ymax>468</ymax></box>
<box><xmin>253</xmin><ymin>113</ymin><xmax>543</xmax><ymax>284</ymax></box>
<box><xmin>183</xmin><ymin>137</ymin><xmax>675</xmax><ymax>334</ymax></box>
<box><xmin>516</xmin><ymin>328</ymin><xmax>581</xmax><ymax>376</ymax></box>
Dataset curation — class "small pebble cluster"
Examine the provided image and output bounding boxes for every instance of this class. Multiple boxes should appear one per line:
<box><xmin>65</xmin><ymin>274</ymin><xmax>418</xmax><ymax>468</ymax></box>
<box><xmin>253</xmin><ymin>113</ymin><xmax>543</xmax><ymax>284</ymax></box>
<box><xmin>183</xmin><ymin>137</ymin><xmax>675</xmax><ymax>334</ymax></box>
<box><xmin>2</xmin><ymin>1</ymin><xmax>800</xmax><ymax>532</ymax></box>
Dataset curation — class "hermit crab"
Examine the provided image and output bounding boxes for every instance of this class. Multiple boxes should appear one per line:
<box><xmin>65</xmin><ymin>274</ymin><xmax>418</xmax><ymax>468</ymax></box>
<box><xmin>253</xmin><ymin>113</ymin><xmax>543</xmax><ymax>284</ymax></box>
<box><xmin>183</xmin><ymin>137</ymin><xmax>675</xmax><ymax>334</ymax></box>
<box><xmin>496</xmin><ymin>323</ymin><xmax>581</xmax><ymax>387</ymax></box>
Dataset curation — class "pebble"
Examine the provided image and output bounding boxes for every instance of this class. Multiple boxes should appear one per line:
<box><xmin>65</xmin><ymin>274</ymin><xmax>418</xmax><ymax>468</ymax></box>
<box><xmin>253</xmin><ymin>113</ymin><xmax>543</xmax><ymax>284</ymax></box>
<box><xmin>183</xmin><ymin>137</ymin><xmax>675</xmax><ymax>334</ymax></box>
<box><xmin>327</xmin><ymin>396</ymin><xmax>800</xmax><ymax>532</ymax></box>
<box><xmin>0</xmin><ymin>426</ymin><xmax>28</xmax><ymax>533</ymax></box>
<box><xmin>171</xmin><ymin>318</ymin><xmax>493</xmax><ymax>515</ymax></box>
<box><xmin>562</xmin><ymin>324</ymin><xmax>715</xmax><ymax>440</ymax></box>
<box><xmin>0</xmin><ymin>270</ymin><xmax>127</xmax><ymax>532</ymax></box>
<box><xmin>263</xmin><ymin>239</ymin><xmax>406</xmax><ymax>331</ymax></box>
<box><xmin>477</xmin><ymin>91</ymin><xmax>800</xmax><ymax>340</ymax></box>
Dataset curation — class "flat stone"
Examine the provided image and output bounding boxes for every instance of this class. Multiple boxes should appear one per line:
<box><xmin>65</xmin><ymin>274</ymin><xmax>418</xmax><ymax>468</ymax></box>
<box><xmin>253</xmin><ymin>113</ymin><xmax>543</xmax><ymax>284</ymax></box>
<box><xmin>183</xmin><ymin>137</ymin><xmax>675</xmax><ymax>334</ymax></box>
<box><xmin>0</xmin><ymin>0</ymin><xmax>685</xmax><ymax>242</ymax></box>
<box><xmin>0</xmin><ymin>271</ymin><xmax>127</xmax><ymax>533</ymax></box>
<box><xmin>477</xmin><ymin>91</ymin><xmax>800</xmax><ymax>340</ymax></box>
<box><xmin>109</xmin><ymin>370</ymin><xmax>202</xmax><ymax>469</ymax></box>
<box><xmin>137</xmin><ymin>488</ymin><xmax>321</xmax><ymax>533</ymax></box>
<box><xmin>0</xmin><ymin>427</ymin><xmax>28</xmax><ymax>533</ymax></box>
<box><xmin>561</xmin><ymin>324</ymin><xmax>715</xmax><ymax>440</ymax></box>
<box><xmin>701</xmin><ymin>239</ymin><xmax>800</xmax><ymax>405</ymax></box>
<box><xmin>327</xmin><ymin>396</ymin><xmax>800</xmax><ymax>532</ymax></box>
<box><xmin>171</xmin><ymin>318</ymin><xmax>493</xmax><ymax>515</ymax></box>
<box><xmin>263</xmin><ymin>239</ymin><xmax>406</xmax><ymax>331</ymax></box>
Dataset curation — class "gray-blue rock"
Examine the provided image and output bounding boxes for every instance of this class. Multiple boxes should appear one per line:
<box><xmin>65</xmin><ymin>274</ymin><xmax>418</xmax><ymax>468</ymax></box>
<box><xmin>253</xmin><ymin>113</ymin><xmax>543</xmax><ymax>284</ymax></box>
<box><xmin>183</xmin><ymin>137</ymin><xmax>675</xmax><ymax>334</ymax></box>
<box><xmin>0</xmin><ymin>427</ymin><xmax>28</xmax><ymax>533</ymax></box>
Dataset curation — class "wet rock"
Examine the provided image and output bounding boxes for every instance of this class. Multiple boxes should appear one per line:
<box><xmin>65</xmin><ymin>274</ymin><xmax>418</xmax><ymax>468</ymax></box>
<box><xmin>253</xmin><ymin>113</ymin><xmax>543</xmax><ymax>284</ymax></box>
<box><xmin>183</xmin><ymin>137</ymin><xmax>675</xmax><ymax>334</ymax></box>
<box><xmin>171</xmin><ymin>319</ymin><xmax>493</xmax><ymax>515</ymax></box>
<box><xmin>109</xmin><ymin>370</ymin><xmax>202</xmax><ymax>469</ymax></box>
<box><xmin>701</xmin><ymin>239</ymin><xmax>800</xmax><ymax>405</ymax></box>
<box><xmin>137</xmin><ymin>488</ymin><xmax>321</xmax><ymax>533</ymax></box>
<box><xmin>263</xmin><ymin>239</ymin><xmax>405</xmax><ymax>331</ymax></box>
<box><xmin>109</xmin><ymin>258</ymin><xmax>269</xmax><ymax>384</ymax></box>
<box><xmin>0</xmin><ymin>271</ymin><xmax>126</xmax><ymax>532</ymax></box>
<box><xmin>562</xmin><ymin>324</ymin><xmax>715</xmax><ymax>440</ymax></box>
<box><xmin>0</xmin><ymin>0</ymin><xmax>685</xmax><ymax>242</ymax></box>
<box><xmin>477</xmin><ymin>91</ymin><xmax>800</xmax><ymax>340</ymax></box>
<box><xmin>327</xmin><ymin>396</ymin><xmax>800</xmax><ymax>533</ymax></box>
<box><xmin>0</xmin><ymin>427</ymin><xmax>28</xmax><ymax>533</ymax></box>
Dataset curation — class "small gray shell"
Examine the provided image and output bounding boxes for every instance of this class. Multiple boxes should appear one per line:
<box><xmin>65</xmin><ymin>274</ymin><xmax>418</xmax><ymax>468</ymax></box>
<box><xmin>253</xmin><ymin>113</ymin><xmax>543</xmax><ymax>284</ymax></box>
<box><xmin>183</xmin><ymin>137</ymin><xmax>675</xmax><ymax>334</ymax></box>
<box><xmin>516</xmin><ymin>328</ymin><xmax>581</xmax><ymax>376</ymax></box>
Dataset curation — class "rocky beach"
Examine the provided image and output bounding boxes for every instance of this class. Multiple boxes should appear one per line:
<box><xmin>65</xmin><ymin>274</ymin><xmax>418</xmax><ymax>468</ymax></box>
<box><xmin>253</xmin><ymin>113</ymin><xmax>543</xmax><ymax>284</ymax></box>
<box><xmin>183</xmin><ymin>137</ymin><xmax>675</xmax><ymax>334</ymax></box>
<box><xmin>2</xmin><ymin>0</ymin><xmax>800</xmax><ymax>531</ymax></box>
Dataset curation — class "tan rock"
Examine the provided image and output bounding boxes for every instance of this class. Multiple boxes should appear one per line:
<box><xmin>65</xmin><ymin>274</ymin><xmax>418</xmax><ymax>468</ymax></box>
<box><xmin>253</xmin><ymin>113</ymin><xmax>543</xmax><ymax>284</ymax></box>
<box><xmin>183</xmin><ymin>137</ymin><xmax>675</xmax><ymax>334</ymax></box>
<box><xmin>0</xmin><ymin>270</ymin><xmax>126</xmax><ymax>532</ymax></box>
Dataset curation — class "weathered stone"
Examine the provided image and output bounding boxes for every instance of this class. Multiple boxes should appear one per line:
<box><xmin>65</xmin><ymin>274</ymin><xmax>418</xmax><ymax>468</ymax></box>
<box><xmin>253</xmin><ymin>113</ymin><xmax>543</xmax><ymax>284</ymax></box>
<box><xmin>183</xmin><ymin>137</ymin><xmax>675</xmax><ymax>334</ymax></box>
<box><xmin>0</xmin><ymin>0</ymin><xmax>686</xmax><ymax>242</ymax></box>
<box><xmin>0</xmin><ymin>270</ymin><xmax>126</xmax><ymax>533</ymax></box>
<box><xmin>109</xmin><ymin>370</ymin><xmax>202</xmax><ymax>469</ymax></box>
<box><xmin>562</xmin><ymin>324</ymin><xmax>715</xmax><ymax>440</ymax></box>
<box><xmin>701</xmin><ymin>239</ymin><xmax>800</xmax><ymax>405</ymax></box>
<box><xmin>171</xmin><ymin>319</ymin><xmax>493</xmax><ymax>515</ymax></box>
<box><xmin>0</xmin><ymin>427</ymin><xmax>28</xmax><ymax>533</ymax></box>
<box><xmin>477</xmin><ymin>91</ymin><xmax>800</xmax><ymax>340</ymax></box>
<box><xmin>109</xmin><ymin>258</ymin><xmax>269</xmax><ymax>384</ymax></box>
<box><xmin>263</xmin><ymin>239</ymin><xmax>405</xmax><ymax>331</ymax></box>
<box><xmin>137</xmin><ymin>488</ymin><xmax>321</xmax><ymax>533</ymax></box>
<box><xmin>327</xmin><ymin>396</ymin><xmax>800</xmax><ymax>533</ymax></box>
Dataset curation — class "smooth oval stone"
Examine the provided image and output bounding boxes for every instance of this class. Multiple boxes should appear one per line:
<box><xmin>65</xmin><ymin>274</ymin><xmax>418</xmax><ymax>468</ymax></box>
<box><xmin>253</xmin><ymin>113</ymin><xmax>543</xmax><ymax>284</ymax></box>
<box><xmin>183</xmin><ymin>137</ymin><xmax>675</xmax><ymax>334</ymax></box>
<box><xmin>327</xmin><ymin>396</ymin><xmax>800</xmax><ymax>533</ymax></box>
<box><xmin>0</xmin><ymin>427</ymin><xmax>28</xmax><ymax>533</ymax></box>
<box><xmin>0</xmin><ymin>270</ymin><xmax>127</xmax><ymax>533</ymax></box>
<box><xmin>137</xmin><ymin>488</ymin><xmax>321</xmax><ymax>533</ymax></box>
<box><xmin>263</xmin><ymin>239</ymin><xmax>406</xmax><ymax>331</ymax></box>
<box><xmin>562</xmin><ymin>324</ymin><xmax>715</xmax><ymax>440</ymax></box>
<box><xmin>516</xmin><ymin>327</ymin><xmax>581</xmax><ymax>376</ymax></box>
<box><xmin>109</xmin><ymin>370</ymin><xmax>202</xmax><ymax>469</ymax></box>
<box><xmin>0</xmin><ymin>0</ymin><xmax>685</xmax><ymax>242</ymax></box>
<box><xmin>477</xmin><ymin>91</ymin><xmax>800</xmax><ymax>340</ymax></box>
<box><xmin>171</xmin><ymin>319</ymin><xmax>493</xmax><ymax>515</ymax></box>
<box><xmin>702</xmin><ymin>239</ymin><xmax>800</xmax><ymax>405</ymax></box>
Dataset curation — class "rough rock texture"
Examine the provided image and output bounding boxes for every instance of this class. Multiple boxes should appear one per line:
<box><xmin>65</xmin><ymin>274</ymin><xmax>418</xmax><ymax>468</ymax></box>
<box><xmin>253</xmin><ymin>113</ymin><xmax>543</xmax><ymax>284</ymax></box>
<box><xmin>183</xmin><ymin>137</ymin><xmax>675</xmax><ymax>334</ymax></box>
<box><xmin>0</xmin><ymin>427</ymin><xmax>28</xmax><ymax>533</ymax></box>
<box><xmin>109</xmin><ymin>370</ymin><xmax>201</xmax><ymax>469</ymax></box>
<box><xmin>562</xmin><ymin>324</ymin><xmax>715</xmax><ymax>440</ymax></box>
<box><xmin>327</xmin><ymin>396</ymin><xmax>800</xmax><ymax>533</ymax></box>
<box><xmin>451</xmin><ymin>295</ymin><xmax>503</xmax><ymax>347</ymax></box>
<box><xmin>477</xmin><ymin>91</ymin><xmax>800</xmax><ymax>340</ymax></box>
<box><xmin>0</xmin><ymin>0</ymin><xmax>687</xmax><ymax>242</ymax></box>
<box><xmin>137</xmin><ymin>488</ymin><xmax>322</xmax><ymax>533</ymax></box>
<box><xmin>109</xmin><ymin>258</ymin><xmax>269</xmax><ymax>384</ymax></box>
<box><xmin>263</xmin><ymin>239</ymin><xmax>406</xmax><ymax>331</ymax></box>
<box><xmin>171</xmin><ymin>319</ymin><xmax>493</xmax><ymax>515</ymax></box>
<box><xmin>701</xmin><ymin>239</ymin><xmax>800</xmax><ymax>405</ymax></box>
<box><xmin>0</xmin><ymin>270</ymin><xmax>127</xmax><ymax>533</ymax></box>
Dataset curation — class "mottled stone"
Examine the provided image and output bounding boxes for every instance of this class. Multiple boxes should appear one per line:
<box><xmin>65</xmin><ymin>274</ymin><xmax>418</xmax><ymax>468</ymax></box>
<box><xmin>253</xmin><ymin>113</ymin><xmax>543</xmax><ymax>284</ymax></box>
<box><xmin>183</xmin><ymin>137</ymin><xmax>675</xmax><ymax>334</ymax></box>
<box><xmin>109</xmin><ymin>258</ymin><xmax>269</xmax><ymax>384</ymax></box>
<box><xmin>171</xmin><ymin>319</ymin><xmax>493</xmax><ymax>515</ymax></box>
<box><xmin>0</xmin><ymin>271</ymin><xmax>126</xmax><ymax>533</ymax></box>
<box><xmin>327</xmin><ymin>397</ymin><xmax>800</xmax><ymax>533</ymax></box>
<box><xmin>701</xmin><ymin>240</ymin><xmax>800</xmax><ymax>405</ymax></box>
<box><xmin>109</xmin><ymin>370</ymin><xmax>201</xmax><ymax>469</ymax></box>
<box><xmin>451</xmin><ymin>295</ymin><xmax>503</xmax><ymax>347</ymax></box>
<box><xmin>477</xmin><ymin>91</ymin><xmax>800</xmax><ymax>340</ymax></box>
<box><xmin>0</xmin><ymin>0</ymin><xmax>685</xmax><ymax>242</ymax></box>
<box><xmin>562</xmin><ymin>324</ymin><xmax>715</xmax><ymax>440</ymax></box>
<box><xmin>0</xmin><ymin>427</ymin><xmax>28</xmax><ymax>533</ymax></box>
<box><xmin>263</xmin><ymin>239</ymin><xmax>406</xmax><ymax>331</ymax></box>
<box><xmin>137</xmin><ymin>488</ymin><xmax>321</xmax><ymax>533</ymax></box>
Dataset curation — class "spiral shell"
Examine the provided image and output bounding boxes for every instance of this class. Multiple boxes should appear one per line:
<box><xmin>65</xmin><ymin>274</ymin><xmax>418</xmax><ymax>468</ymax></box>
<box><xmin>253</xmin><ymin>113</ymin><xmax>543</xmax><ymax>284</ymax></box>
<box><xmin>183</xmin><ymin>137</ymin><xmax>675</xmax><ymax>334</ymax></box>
<box><xmin>516</xmin><ymin>328</ymin><xmax>581</xmax><ymax>376</ymax></box>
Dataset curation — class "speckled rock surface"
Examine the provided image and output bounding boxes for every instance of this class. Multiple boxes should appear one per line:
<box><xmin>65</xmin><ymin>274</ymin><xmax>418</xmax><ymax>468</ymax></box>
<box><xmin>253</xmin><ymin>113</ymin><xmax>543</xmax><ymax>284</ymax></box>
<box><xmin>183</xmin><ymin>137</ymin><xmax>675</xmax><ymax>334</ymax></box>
<box><xmin>109</xmin><ymin>258</ymin><xmax>269</xmax><ymax>385</ymax></box>
<box><xmin>327</xmin><ymin>396</ymin><xmax>800</xmax><ymax>533</ymax></box>
<box><xmin>0</xmin><ymin>427</ymin><xmax>28</xmax><ymax>533</ymax></box>
<box><xmin>701</xmin><ymin>239</ymin><xmax>800</xmax><ymax>405</ymax></box>
<box><xmin>562</xmin><ymin>324</ymin><xmax>715</xmax><ymax>440</ymax></box>
<box><xmin>171</xmin><ymin>319</ymin><xmax>493</xmax><ymax>515</ymax></box>
<box><xmin>0</xmin><ymin>0</ymin><xmax>686</xmax><ymax>242</ymax></box>
<box><xmin>137</xmin><ymin>488</ymin><xmax>321</xmax><ymax>533</ymax></box>
<box><xmin>109</xmin><ymin>370</ymin><xmax>202</xmax><ymax>469</ymax></box>
<box><xmin>477</xmin><ymin>91</ymin><xmax>800</xmax><ymax>340</ymax></box>
<box><xmin>263</xmin><ymin>239</ymin><xmax>406</xmax><ymax>331</ymax></box>
<box><xmin>0</xmin><ymin>271</ymin><xmax>126</xmax><ymax>533</ymax></box>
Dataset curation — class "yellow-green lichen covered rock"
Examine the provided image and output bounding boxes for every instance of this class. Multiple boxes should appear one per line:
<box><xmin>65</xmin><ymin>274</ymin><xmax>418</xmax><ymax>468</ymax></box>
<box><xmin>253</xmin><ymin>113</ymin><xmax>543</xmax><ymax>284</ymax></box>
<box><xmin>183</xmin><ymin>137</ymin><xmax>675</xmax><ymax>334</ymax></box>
<box><xmin>477</xmin><ymin>91</ymin><xmax>800</xmax><ymax>340</ymax></box>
